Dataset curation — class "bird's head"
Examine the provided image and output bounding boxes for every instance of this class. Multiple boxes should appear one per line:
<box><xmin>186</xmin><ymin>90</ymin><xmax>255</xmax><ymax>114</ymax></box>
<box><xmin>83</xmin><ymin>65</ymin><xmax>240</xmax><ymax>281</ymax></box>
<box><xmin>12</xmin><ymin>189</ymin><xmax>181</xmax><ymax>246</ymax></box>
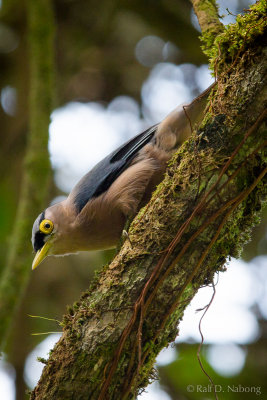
<box><xmin>31</xmin><ymin>208</ymin><xmax>59</xmax><ymax>270</ymax></box>
<box><xmin>31</xmin><ymin>201</ymin><xmax>78</xmax><ymax>269</ymax></box>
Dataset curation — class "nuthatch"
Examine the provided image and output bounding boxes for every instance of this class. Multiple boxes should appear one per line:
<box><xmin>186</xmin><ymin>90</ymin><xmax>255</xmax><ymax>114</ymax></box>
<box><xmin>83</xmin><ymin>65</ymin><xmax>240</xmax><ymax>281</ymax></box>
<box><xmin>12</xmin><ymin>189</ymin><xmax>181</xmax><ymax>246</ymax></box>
<box><xmin>32</xmin><ymin>85</ymin><xmax>212</xmax><ymax>269</ymax></box>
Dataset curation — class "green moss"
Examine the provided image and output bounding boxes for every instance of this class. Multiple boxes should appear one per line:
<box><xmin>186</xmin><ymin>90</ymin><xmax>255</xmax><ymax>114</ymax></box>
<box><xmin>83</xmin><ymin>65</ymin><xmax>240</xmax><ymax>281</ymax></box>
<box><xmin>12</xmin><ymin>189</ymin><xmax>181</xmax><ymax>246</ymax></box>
<box><xmin>192</xmin><ymin>0</ymin><xmax>224</xmax><ymax>50</ymax></box>
<box><xmin>202</xmin><ymin>0</ymin><xmax>267</xmax><ymax>73</ymax></box>
<box><xmin>37</xmin><ymin>357</ymin><xmax>48</xmax><ymax>365</ymax></box>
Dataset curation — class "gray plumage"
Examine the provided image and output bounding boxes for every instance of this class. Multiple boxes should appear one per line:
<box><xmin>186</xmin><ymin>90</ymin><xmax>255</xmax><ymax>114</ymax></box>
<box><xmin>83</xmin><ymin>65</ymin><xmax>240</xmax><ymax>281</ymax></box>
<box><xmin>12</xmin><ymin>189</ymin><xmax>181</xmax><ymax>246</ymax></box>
<box><xmin>72</xmin><ymin>124</ymin><xmax>158</xmax><ymax>213</ymax></box>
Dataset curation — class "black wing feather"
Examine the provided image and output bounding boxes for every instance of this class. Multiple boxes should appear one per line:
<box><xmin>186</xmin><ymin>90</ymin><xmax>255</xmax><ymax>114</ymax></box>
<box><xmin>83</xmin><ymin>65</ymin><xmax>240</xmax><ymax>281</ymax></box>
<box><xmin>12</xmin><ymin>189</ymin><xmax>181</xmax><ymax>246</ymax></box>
<box><xmin>73</xmin><ymin>124</ymin><xmax>158</xmax><ymax>213</ymax></box>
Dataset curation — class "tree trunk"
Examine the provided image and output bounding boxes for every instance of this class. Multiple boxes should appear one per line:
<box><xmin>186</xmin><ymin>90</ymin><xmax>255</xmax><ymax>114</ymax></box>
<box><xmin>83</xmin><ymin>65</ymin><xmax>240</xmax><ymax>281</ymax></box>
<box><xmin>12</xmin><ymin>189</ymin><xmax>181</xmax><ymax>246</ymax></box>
<box><xmin>0</xmin><ymin>0</ymin><xmax>55</xmax><ymax>349</ymax></box>
<box><xmin>31</xmin><ymin>2</ymin><xmax>267</xmax><ymax>399</ymax></box>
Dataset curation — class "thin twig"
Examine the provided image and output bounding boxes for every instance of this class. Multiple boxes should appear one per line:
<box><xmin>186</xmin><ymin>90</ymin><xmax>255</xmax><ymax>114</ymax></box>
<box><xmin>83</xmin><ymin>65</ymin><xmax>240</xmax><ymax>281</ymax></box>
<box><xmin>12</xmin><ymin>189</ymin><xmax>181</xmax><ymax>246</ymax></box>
<box><xmin>197</xmin><ymin>280</ymin><xmax>218</xmax><ymax>400</ymax></box>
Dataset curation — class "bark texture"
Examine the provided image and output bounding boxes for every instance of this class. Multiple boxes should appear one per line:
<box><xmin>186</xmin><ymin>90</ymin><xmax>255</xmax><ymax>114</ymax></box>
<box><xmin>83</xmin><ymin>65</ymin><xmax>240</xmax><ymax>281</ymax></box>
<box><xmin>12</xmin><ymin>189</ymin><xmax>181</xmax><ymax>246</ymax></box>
<box><xmin>31</xmin><ymin>2</ymin><xmax>267</xmax><ymax>399</ymax></box>
<box><xmin>0</xmin><ymin>0</ymin><xmax>55</xmax><ymax>349</ymax></box>
<box><xmin>190</xmin><ymin>0</ymin><xmax>224</xmax><ymax>44</ymax></box>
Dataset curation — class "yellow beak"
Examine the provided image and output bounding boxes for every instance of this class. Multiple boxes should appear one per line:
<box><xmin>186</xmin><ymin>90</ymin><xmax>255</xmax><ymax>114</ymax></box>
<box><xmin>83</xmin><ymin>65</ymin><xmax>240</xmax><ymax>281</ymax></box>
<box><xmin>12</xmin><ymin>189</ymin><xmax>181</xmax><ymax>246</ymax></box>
<box><xmin>32</xmin><ymin>241</ymin><xmax>52</xmax><ymax>270</ymax></box>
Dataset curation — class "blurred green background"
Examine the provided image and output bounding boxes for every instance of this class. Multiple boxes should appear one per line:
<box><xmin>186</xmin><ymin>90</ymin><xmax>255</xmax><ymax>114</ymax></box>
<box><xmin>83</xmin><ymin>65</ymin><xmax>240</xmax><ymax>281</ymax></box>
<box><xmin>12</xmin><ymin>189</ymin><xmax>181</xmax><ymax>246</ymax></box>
<box><xmin>0</xmin><ymin>0</ymin><xmax>266</xmax><ymax>399</ymax></box>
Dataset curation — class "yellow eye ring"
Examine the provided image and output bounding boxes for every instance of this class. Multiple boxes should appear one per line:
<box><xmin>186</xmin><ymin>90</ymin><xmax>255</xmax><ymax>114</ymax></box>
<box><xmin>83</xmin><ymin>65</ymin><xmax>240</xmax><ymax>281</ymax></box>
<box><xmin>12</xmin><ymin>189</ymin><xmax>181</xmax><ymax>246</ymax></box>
<box><xmin>39</xmin><ymin>219</ymin><xmax>54</xmax><ymax>235</ymax></box>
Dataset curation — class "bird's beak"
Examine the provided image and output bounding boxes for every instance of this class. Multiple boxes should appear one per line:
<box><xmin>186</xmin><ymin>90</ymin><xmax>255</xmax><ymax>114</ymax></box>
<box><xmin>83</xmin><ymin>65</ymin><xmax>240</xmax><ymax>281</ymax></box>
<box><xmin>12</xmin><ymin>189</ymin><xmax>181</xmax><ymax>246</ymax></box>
<box><xmin>32</xmin><ymin>241</ymin><xmax>52</xmax><ymax>270</ymax></box>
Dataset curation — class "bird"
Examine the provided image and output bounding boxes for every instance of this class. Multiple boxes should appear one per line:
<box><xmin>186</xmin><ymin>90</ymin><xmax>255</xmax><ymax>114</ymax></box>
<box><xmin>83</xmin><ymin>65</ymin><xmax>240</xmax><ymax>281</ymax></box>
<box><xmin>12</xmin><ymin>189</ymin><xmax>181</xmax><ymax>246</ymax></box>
<box><xmin>31</xmin><ymin>84</ymin><xmax>213</xmax><ymax>269</ymax></box>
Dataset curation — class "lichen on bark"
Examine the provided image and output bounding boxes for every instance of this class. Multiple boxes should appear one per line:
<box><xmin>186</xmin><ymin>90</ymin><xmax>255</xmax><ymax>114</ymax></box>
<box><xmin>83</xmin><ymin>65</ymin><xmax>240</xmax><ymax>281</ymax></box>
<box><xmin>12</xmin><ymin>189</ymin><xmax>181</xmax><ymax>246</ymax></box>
<box><xmin>31</xmin><ymin>2</ymin><xmax>267</xmax><ymax>399</ymax></box>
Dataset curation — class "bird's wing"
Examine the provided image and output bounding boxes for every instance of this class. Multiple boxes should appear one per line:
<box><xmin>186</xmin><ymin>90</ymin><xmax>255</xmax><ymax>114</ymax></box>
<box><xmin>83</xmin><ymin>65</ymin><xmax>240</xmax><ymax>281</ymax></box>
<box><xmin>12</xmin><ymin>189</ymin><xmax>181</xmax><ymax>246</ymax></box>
<box><xmin>71</xmin><ymin>124</ymin><xmax>158</xmax><ymax>213</ymax></box>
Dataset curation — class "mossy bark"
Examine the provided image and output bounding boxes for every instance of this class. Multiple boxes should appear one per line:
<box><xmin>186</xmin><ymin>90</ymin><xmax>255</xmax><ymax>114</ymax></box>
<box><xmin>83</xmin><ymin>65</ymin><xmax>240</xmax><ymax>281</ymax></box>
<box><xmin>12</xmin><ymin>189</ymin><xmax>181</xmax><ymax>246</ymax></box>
<box><xmin>190</xmin><ymin>0</ymin><xmax>224</xmax><ymax>47</ymax></box>
<box><xmin>31</xmin><ymin>2</ymin><xmax>266</xmax><ymax>400</ymax></box>
<box><xmin>0</xmin><ymin>0</ymin><xmax>55</xmax><ymax>349</ymax></box>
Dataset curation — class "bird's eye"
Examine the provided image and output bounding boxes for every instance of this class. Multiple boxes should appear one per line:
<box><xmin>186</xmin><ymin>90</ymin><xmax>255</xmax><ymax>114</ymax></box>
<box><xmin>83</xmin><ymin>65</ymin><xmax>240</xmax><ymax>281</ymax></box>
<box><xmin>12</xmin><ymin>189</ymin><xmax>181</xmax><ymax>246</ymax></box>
<box><xmin>39</xmin><ymin>219</ymin><xmax>54</xmax><ymax>234</ymax></box>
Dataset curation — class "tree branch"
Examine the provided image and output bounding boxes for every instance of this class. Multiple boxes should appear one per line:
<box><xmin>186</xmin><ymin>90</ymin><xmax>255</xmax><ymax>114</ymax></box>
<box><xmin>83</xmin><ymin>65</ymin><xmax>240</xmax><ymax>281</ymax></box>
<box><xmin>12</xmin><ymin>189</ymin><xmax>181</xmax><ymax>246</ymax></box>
<box><xmin>190</xmin><ymin>0</ymin><xmax>224</xmax><ymax>46</ymax></box>
<box><xmin>0</xmin><ymin>0</ymin><xmax>55</xmax><ymax>349</ymax></box>
<box><xmin>31</xmin><ymin>2</ymin><xmax>267</xmax><ymax>399</ymax></box>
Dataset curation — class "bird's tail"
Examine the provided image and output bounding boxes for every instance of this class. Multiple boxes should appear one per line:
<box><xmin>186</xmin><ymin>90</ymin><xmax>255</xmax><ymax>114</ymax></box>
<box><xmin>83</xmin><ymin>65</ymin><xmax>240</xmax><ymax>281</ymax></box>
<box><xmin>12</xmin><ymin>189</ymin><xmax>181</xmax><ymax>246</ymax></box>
<box><xmin>155</xmin><ymin>83</ymin><xmax>215</xmax><ymax>151</ymax></box>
